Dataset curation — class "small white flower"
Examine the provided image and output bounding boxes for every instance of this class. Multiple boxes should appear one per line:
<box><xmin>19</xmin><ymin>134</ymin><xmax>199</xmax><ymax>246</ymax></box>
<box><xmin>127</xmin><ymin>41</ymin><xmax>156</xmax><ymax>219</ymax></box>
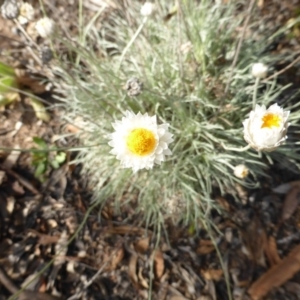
<box><xmin>234</xmin><ymin>164</ymin><xmax>249</xmax><ymax>179</ymax></box>
<box><xmin>1</xmin><ymin>0</ymin><xmax>19</xmax><ymax>20</ymax></box>
<box><xmin>243</xmin><ymin>104</ymin><xmax>290</xmax><ymax>152</ymax></box>
<box><xmin>35</xmin><ymin>17</ymin><xmax>54</xmax><ymax>38</ymax></box>
<box><xmin>108</xmin><ymin>111</ymin><xmax>173</xmax><ymax>172</ymax></box>
<box><xmin>18</xmin><ymin>2</ymin><xmax>34</xmax><ymax>25</ymax></box>
<box><xmin>140</xmin><ymin>2</ymin><xmax>153</xmax><ymax>16</ymax></box>
<box><xmin>251</xmin><ymin>63</ymin><xmax>268</xmax><ymax>79</ymax></box>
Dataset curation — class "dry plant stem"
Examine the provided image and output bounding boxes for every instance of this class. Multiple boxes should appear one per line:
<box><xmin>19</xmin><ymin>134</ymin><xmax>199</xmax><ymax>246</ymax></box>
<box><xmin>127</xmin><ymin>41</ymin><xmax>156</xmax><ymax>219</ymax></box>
<box><xmin>2</xmin><ymin>167</ymin><xmax>40</xmax><ymax>194</ymax></box>
<box><xmin>0</xmin><ymin>268</ymin><xmax>61</xmax><ymax>300</ymax></box>
<box><xmin>13</xmin><ymin>20</ymin><xmax>42</xmax><ymax>66</ymax></box>
<box><xmin>0</xmin><ymin>268</ymin><xmax>18</xmax><ymax>294</ymax></box>
<box><xmin>252</xmin><ymin>77</ymin><xmax>260</xmax><ymax>109</ymax></box>
<box><xmin>224</xmin><ymin>0</ymin><xmax>256</xmax><ymax>96</ymax></box>
<box><xmin>66</xmin><ymin>262</ymin><xmax>110</xmax><ymax>300</ymax></box>
<box><xmin>118</xmin><ymin>17</ymin><xmax>148</xmax><ymax>70</ymax></box>
<box><xmin>263</xmin><ymin>55</ymin><xmax>300</xmax><ymax>82</ymax></box>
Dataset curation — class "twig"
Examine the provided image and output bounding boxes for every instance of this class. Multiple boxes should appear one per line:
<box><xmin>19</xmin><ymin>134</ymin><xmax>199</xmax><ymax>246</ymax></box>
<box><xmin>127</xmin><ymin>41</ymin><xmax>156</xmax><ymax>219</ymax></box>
<box><xmin>0</xmin><ymin>268</ymin><xmax>61</xmax><ymax>300</ymax></box>
<box><xmin>117</xmin><ymin>17</ymin><xmax>148</xmax><ymax>70</ymax></box>
<box><xmin>2</xmin><ymin>168</ymin><xmax>40</xmax><ymax>195</ymax></box>
<box><xmin>0</xmin><ymin>268</ymin><xmax>18</xmax><ymax>294</ymax></box>
<box><xmin>263</xmin><ymin>55</ymin><xmax>300</xmax><ymax>82</ymax></box>
<box><xmin>13</xmin><ymin>20</ymin><xmax>43</xmax><ymax>66</ymax></box>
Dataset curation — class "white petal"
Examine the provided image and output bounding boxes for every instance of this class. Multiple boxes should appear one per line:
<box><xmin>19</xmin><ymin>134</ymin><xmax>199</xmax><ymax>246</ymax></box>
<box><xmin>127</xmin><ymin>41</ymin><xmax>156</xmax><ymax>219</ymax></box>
<box><xmin>108</xmin><ymin>111</ymin><xmax>173</xmax><ymax>171</ymax></box>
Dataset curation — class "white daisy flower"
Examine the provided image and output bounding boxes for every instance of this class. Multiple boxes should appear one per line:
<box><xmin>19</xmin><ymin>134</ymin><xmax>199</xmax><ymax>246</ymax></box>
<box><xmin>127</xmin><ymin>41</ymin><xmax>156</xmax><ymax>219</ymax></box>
<box><xmin>108</xmin><ymin>111</ymin><xmax>173</xmax><ymax>172</ymax></box>
<box><xmin>18</xmin><ymin>2</ymin><xmax>34</xmax><ymax>25</ymax></box>
<box><xmin>243</xmin><ymin>104</ymin><xmax>290</xmax><ymax>152</ymax></box>
<box><xmin>234</xmin><ymin>164</ymin><xmax>249</xmax><ymax>179</ymax></box>
<box><xmin>251</xmin><ymin>63</ymin><xmax>268</xmax><ymax>79</ymax></box>
<box><xmin>140</xmin><ymin>2</ymin><xmax>154</xmax><ymax>16</ymax></box>
<box><xmin>35</xmin><ymin>17</ymin><xmax>54</xmax><ymax>38</ymax></box>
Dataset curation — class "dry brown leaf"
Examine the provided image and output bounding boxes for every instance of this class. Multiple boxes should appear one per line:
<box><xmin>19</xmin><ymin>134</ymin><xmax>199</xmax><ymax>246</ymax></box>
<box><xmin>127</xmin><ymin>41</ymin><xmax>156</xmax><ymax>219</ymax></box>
<box><xmin>138</xmin><ymin>266</ymin><xmax>149</xmax><ymax>288</ymax></box>
<box><xmin>240</xmin><ymin>217</ymin><xmax>267</xmax><ymax>266</ymax></box>
<box><xmin>2</xmin><ymin>146</ymin><xmax>20</xmax><ymax>169</ymax></box>
<box><xmin>38</xmin><ymin>279</ymin><xmax>47</xmax><ymax>293</ymax></box>
<box><xmin>110</xmin><ymin>247</ymin><xmax>124</xmax><ymax>270</ymax></box>
<box><xmin>248</xmin><ymin>244</ymin><xmax>300</xmax><ymax>300</ymax></box>
<box><xmin>128</xmin><ymin>254</ymin><xmax>138</xmax><ymax>285</ymax></box>
<box><xmin>38</xmin><ymin>235</ymin><xmax>60</xmax><ymax>246</ymax></box>
<box><xmin>106</xmin><ymin>225</ymin><xmax>148</xmax><ymax>235</ymax></box>
<box><xmin>28</xmin><ymin>230</ymin><xmax>60</xmax><ymax>245</ymax></box>
<box><xmin>281</xmin><ymin>186</ymin><xmax>300</xmax><ymax>222</ymax></box>
<box><xmin>154</xmin><ymin>249</ymin><xmax>165</xmax><ymax>280</ymax></box>
<box><xmin>264</xmin><ymin>236</ymin><xmax>281</xmax><ymax>267</ymax></box>
<box><xmin>134</xmin><ymin>237</ymin><xmax>150</xmax><ymax>254</ymax></box>
<box><xmin>197</xmin><ymin>239</ymin><xmax>215</xmax><ymax>255</ymax></box>
<box><xmin>201</xmin><ymin>269</ymin><xmax>223</xmax><ymax>281</ymax></box>
<box><xmin>15</xmin><ymin>69</ymin><xmax>46</xmax><ymax>94</ymax></box>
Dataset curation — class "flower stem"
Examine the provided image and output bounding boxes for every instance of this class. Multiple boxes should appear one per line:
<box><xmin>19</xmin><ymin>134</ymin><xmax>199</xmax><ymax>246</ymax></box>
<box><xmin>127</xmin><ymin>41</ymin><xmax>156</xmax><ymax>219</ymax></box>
<box><xmin>252</xmin><ymin>77</ymin><xmax>260</xmax><ymax>109</ymax></box>
<box><xmin>118</xmin><ymin>17</ymin><xmax>148</xmax><ymax>71</ymax></box>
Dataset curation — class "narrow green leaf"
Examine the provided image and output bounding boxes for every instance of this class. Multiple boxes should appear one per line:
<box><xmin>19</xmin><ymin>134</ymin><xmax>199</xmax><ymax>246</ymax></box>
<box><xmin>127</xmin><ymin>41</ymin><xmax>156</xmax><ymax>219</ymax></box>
<box><xmin>33</xmin><ymin>137</ymin><xmax>48</xmax><ymax>149</ymax></box>
<box><xmin>0</xmin><ymin>62</ymin><xmax>15</xmax><ymax>77</ymax></box>
<box><xmin>0</xmin><ymin>77</ymin><xmax>18</xmax><ymax>93</ymax></box>
<box><xmin>50</xmin><ymin>159</ymin><xmax>59</xmax><ymax>169</ymax></box>
<box><xmin>34</xmin><ymin>162</ymin><xmax>47</xmax><ymax>177</ymax></box>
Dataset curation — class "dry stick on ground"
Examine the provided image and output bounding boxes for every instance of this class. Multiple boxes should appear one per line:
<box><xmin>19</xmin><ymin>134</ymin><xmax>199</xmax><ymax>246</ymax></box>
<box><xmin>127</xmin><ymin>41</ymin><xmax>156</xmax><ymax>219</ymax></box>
<box><xmin>248</xmin><ymin>244</ymin><xmax>300</xmax><ymax>300</ymax></box>
<box><xmin>0</xmin><ymin>268</ymin><xmax>61</xmax><ymax>300</ymax></box>
<box><xmin>1</xmin><ymin>167</ymin><xmax>40</xmax><ymax>195</ymax></box>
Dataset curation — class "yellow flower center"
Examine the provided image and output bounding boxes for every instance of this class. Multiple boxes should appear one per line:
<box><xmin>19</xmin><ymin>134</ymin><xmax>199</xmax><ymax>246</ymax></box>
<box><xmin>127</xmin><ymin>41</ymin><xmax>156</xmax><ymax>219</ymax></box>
<box><xmin>261</xmin><ymin>113</ymin><xmax>282</xmax><ymax>129</ymax></box>
<box><xmin>126</xmin><ymin>128</ymin><xmax>156</xmax><ymax>156</ymax></box>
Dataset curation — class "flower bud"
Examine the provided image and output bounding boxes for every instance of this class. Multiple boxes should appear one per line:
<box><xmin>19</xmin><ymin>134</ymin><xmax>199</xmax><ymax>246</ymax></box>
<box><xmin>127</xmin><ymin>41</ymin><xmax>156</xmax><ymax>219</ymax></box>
<box><xmin>234</xmin><ymin>164</ymin><xmax>249</xmax><ymax>179</ymax></box>
<box><xmin>18</xmin><ymin>2</ymin><xmax>34</xmax><ymax>25</ymax></box>
<box><xmin>251</xmin><ymin>62</ymin><xmax>268</xmax><ymax>79</ymax></box>
<box><xmin>35</xmin><ymin>17</ymin><xmax>54</xmax><ymax>38</ymax></box>
<box><xmin>140</xmin><ymin>2</ymin><xmax>153</xmax><ymax>16</ymax></box>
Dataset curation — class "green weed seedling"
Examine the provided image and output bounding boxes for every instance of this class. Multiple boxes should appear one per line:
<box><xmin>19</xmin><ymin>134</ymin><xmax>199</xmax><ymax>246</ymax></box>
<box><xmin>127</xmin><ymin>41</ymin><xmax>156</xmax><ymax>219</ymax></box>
<box><xmin>32</xmin><ymin>137</ymin><xmax>66</xmax><ymax>181</ymax></box>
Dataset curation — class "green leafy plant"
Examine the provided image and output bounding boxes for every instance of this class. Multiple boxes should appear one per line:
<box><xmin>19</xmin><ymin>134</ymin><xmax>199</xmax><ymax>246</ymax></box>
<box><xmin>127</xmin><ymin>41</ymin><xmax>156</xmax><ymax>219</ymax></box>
<box><xmin>53</xmin><ymin>1</ymin><xmax>300</xmax><ymax>228</ymax></box>
<box><xmin>32</xmin><ymin>137</ymin><xmax>66</xmax><ymax>181</ymax></box>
